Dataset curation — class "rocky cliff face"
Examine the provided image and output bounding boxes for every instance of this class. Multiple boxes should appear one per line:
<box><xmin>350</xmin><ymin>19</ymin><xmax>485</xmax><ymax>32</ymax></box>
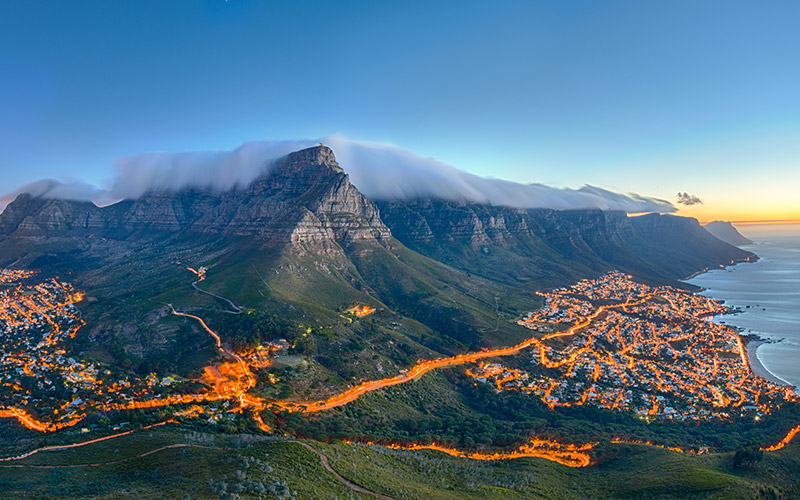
<box><xmin>376</xmin><ymin>199</ymin><xmax>757</xmax><ymax>286</ymax></box>
<box><xmin>377</xmin><ymin>200</ymin><xmax>643</xmax><ymax>248</ymax></box>
<box><xmin>0</xmin><ymin>145</ymin><xmax>755</xmax><ymax>288</ymax></box>
<box><xmin>0</xmin><ymin>146</ymin><xmax>391</xmax><ymax>247</ymax></box>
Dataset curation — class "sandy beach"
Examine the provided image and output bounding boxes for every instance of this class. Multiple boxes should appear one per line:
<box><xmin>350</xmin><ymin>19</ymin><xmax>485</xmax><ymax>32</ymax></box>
<box><xmin>746</xmin><ymin>340</ymin><xmax>790</xmax><ymax>386</ymax></box>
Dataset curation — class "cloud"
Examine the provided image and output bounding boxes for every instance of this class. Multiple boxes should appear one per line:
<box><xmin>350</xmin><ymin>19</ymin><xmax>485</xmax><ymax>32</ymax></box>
<box><xmin>1</xmin><ymin>137</ymin><xmax>676</xmax><ymax>214</ymax></box>
<box><xmin>108</xmin><ymin>140</ymin><xmax>314</xmax><ymax>200</ymax></box>
<box><xmin>326</xmin><ymin>137</ymin><xmax>674</xmax><ymax>212</ymax></box>
<box><xmin>0</xmin><ymin>178</ymin><xmax>116</xmax><ymax>208</ymax></box>
<box><xmin>676</xmin><ymin>192</ymin><xmax>703</xmax><ymax>206</ymax></box>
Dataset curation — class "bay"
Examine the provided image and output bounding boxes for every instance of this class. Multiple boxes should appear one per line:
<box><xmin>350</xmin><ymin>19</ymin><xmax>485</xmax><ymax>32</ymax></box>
<box><xmin>686</xmin><ymin>223</ymin><xmax>800</xmax><ymax>393</ymax></box>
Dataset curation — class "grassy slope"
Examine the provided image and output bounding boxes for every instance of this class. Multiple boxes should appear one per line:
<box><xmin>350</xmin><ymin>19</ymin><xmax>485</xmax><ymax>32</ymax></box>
<box><xmin>0</xmin><ymin>426</ymin><xmax>797</xmax><ymax>499</ymax></box>
<box><xmin>0</xmin><ymin>223</ymin><xmax>789</xmax><ymax>498</ymax></box>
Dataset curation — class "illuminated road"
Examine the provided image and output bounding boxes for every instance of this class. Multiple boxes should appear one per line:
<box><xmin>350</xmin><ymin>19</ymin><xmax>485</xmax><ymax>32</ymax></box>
<box><xmin>0</xmin><ymin>408</ymin><xmax>83</xmax><ymax>433</ymax></box>
<box><xmin>763</xmin><ymin>424</ymin><xmax>800</xmax><ymax>452</ymax></box>
<box><xmin>168</xmin><ymin>305</ymin><xmax>270</xmax><ymax>431</ymax></box>
<box><xmin>4</xmin><ymin>268</ymin><xmax>800</xmax><ymax>471</ymax></box>
<box><xmin>0</xmin><ymin>422</ymin><xmax>168</xmax><ymax>462</ymax></box>
<box><xmin>345</xmin><ymin>439</ymin><xmax>594</xmax><ymax>467</ymax></box>
<box><xmin>272</xmin><ymin>298</ymin><xmax>643</xmax><ymax>413</ymax></box>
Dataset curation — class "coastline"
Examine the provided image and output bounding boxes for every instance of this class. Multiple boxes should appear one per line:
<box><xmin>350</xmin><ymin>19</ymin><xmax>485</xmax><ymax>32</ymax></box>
<box><xmin>684</xmin><ymin>251</ymin><xmax>796</xmax><ymax>390</ymax></box>
<box><xmin>745</xmin><ymin>340</ymin><xmax>791</xmax><ymax>386</ymax></box>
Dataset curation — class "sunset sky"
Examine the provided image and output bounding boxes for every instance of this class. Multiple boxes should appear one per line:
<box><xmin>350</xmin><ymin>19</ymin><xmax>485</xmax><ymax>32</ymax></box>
<box><xmin>1</xmin><ymin>1</ymin><xmax>798</xmax><ymax>222</ymax></box>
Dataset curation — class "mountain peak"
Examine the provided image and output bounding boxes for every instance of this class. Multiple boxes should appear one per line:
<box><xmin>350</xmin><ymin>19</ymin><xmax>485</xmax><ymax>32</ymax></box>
<box><xmin>281</xmin><ymin>144</ymin><xmax>342</xmax><ymax>172</ymax></box>
<box><xmin>0</xmin><ymin>145</ymin><xmax>390</xmax><ymax>247</ymax></box>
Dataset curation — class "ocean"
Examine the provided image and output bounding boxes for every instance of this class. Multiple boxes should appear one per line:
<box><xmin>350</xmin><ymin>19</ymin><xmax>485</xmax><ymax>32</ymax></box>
<box><xmin>686</xmin><ymin>224</ymin><xmax>800</xmax><ymax>392</ymax></box>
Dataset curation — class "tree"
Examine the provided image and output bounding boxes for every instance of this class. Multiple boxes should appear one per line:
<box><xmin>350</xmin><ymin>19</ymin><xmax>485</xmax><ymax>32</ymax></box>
<box><xmin>733</xmin><ymin>442</ymin><xmax>763</xmax><ymax>468</ymax></box>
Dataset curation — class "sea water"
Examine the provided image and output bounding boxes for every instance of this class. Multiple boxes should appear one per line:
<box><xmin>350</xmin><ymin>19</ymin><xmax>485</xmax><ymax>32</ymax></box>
<box><xmin>686</xmin><ymin>224</ymin><xmax>800</xmax><ymax>392</ymax></box>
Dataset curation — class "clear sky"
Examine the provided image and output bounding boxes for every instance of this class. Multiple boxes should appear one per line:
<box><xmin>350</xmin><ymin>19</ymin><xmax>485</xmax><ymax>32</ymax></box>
<box><xmin>1</xmin><ymin>0</ymin><xmax>798</xmax><ymax>222</ymax></box>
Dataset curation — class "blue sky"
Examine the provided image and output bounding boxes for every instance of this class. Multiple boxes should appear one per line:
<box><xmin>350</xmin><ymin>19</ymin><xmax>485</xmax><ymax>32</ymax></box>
<box><xmin>1</xmin><ymin>0</ymin><xmax>798</xmax><ymax>220</ymax></box>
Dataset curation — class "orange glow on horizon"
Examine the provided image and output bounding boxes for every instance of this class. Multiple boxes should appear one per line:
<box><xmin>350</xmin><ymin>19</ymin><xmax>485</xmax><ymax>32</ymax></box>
<box><xmin>674</xmin><ymin>202</ymin><xmax>799</xmax><ymax>226</ymax></box>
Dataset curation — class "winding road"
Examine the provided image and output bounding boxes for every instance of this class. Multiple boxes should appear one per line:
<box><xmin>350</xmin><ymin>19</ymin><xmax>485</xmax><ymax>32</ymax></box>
<box><xmin>272</xmin><ymin>298</ymin><xmax>645</xmax><ymax>413</ymax></box>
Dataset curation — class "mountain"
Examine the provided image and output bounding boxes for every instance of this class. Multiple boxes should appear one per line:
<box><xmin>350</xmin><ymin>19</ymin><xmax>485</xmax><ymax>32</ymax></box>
<box><xmin>703</xmin><ymin>220</ymin><xmax>753</xmax><ymax>246</ymax></box>
<box><xmin>0</xmin><ymin>146</ymin><xmax>389</xmax><ymax>244</ymax></box>
<box><xmin>0</xmin><ymin>146</ymin><xmax>545</xmax><ymax>384</ymax></box>
<box><xmin>0</xmin><ymin>145</ymin><xmax>757</xmax><ymax>382</ymax></box>
<box><xmin>0</xmin><ymin>145</ymin><xmax>785</xmax><ymax>499</ymax></box>
<box><xmin>377</xmin><ymin>199</ymin><xmax>757</xmax><ymax>288</ymax></box>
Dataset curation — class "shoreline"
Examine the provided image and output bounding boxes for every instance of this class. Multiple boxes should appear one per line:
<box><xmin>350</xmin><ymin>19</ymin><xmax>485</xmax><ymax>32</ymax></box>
<box><xmin>685</xmin><ymin>258</ymin><xmax>794</xmax><ymax>389</ymax></box>
<box><xmin>680</xmin><ymin>254</ymin><xmax>758</xmax><ymax>282</ymax></box>
<box><xmin>745</xmin><ymin>340</ymin><xmax>792</xmax><ymax>386</ymax></box>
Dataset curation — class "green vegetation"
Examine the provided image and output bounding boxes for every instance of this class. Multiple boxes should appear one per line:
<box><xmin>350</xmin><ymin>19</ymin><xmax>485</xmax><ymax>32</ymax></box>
<box><xmin>0</xmin><ymin>191</ymin><xmax>786</xmax><ymax>499</ymax></box>
<box><xmin>1</xmin><ymin>426</ymin><xmax>798</xmax><ymax>499</ymax></box>
<box><xmin>273</xmin><ymin>368</ymin><xmax>800</xmax><ymax>454</ymax></box>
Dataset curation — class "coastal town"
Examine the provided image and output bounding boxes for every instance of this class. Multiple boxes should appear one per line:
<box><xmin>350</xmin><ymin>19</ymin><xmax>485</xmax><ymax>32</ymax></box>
<box><xmin>467</xmin><ymin>272</ymin><xmax>797</xmax><ymax>420</ymax></box>
<box><xmin>0</xmin><ymin>269</ymin><xmax>218</xmax><ymax>432</ymax></box>
<box><xmin>2</xmin><ymin>267</ymin><xmax>798</xmax><ymax>459</ymax></box>
<box><xmin>0</xmin><ymin>268</ymin><xmax>297</xmax><ymax>433</ymax></box>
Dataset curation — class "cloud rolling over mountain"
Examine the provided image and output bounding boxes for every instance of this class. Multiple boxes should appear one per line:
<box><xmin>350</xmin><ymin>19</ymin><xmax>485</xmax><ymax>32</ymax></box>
<box><xmin>2</xmin><ymin>137</ymin><xmax>675</xmax><ymax>213</ymax></box>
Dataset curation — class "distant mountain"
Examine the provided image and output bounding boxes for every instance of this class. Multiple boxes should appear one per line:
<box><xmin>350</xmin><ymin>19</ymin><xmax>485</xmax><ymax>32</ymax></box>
<box><xmin>703</xmin><ymin>220</ymin><xmax>753</xmax><ymax>246</ymax></box>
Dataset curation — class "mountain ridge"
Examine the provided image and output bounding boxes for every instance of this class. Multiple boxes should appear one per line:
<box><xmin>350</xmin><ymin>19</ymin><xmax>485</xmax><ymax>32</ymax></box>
<box><xmin>0</xmin><ymin>145</ymin><xmax>756</xmax><ymax>290</ymax></box>
<box><xmin>377</xmin><ymin>198</ymin><xmax>756</xmax><ymax>288</ymax></box>
<box><xmin>1</xmin><ymin>146</ymin><xmax>756</xmax><ymax>280</ymax></box>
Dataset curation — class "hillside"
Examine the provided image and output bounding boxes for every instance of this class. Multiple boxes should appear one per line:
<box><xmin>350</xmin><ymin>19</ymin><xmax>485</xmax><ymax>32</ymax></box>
<box><xmin>0</xmin><ymin>425</ymin><xmax>798</xmax><ymax>499</ymax></box>
<box><xmin>0</xmin><ymin>146</ymin><xmax>754</xmax><ymax>379</ymax></box>
<box><xmin>378</xmin><ymin>200</ymin><xmax>756</xmax><ymax>289</ymax></box>
<box><xmin>0</xmin><ymin>145</ymin><xmax>785</xmax><ymax>499</ymax></box>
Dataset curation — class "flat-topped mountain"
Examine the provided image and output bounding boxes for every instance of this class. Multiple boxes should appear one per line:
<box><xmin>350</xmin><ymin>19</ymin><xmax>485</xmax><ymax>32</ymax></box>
<box><xmin>0</xmin><ymin>145</ymin><xmax>756</xmax><ymax>289</ymax></box>
<box><xmin>0</xmin><ymin>145</ymin><xmax>756</xmax><ymax>282</ymax></box>
<box><xmin>0</xmin><ymin>145</ymin><xmax>758</xmax><ymax>377</ymax></box>
<box><xmin>0</xmin><ymin>145</ymin><xmax>780</xmax><ymax>500</ymax></box>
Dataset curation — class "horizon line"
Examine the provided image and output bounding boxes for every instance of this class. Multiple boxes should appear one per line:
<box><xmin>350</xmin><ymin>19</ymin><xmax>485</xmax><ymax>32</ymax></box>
<box><xmin>717</xmin><ymin>219</ymin><xmax>800</xmax><ymax>225</ymax></box>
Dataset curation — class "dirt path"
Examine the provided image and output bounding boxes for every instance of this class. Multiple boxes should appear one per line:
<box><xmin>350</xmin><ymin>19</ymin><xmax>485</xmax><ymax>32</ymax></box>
<box><xmin>0</xmin><ymin>443</ymin><xmax>220</xmax><ymax>469</ymax></box>
<box><xmin>0</xmin><ymin>422</ymin><xmax>168</xmax><ymax>462</ymax></box>
<box><xmin>192</xmin><ymin>280</ymin><xmax>242</xmax><ymax>314</ymax></box>
<box><xmin>291</xmin><ymin>441</ymin><xmax>399</xmax><ymax>500</ymax></box>
<box><xmin>1</xmin><ymin>434</ymin><xmax>399</xmax><ymax>500</ymax></box>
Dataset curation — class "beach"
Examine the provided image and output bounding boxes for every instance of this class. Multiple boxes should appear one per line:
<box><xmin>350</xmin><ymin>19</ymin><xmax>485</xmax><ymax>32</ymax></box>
<box><xmin>745</xmin><ymin>340</ymin><xmax>789</xmax><ymax>386</ymax></box>
<box><xmin>687</xmin><ymin>224</ymin><xmax>800</xmax><ymax>394</ymax></box>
